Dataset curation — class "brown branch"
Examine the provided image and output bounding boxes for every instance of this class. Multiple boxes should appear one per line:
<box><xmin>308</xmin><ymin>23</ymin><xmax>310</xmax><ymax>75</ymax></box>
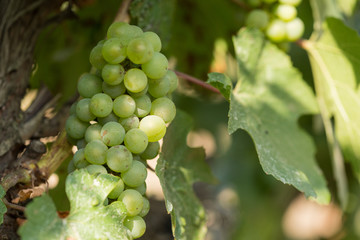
<box><xmin>174</xmin><ymin>70</ymin><xmax>221</xmax><ymax>94</ymax></box>
<box><xmin>3</xmin><ymin>198</ymin><xmax>25</xmax><ymax>212</ymax></box>
<box><xmin>147</xmin><ymin>163</ymin><xmax>155</xmax><ymax>173</ymax></box>
<box><xmin>113</xmin><ymin>0</ymin><xmax>132</xmax><ymax>23</ymax></box>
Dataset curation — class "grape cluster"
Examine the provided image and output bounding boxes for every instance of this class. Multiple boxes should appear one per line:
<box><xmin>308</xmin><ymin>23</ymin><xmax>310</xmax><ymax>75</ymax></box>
<box><xmin>65</xmin><ymin>22</ymin><xmax>178</xmax><ymax>239</ymax></box>
<box><xmin>245</xmin><ymin>0</ymin><xmax>304</xmax><ymax>44</ymax></box>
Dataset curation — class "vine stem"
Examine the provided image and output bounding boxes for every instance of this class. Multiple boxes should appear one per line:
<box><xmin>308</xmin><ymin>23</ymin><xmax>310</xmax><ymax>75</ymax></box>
<box><xmin>174</xmin><ymin>71</ymin><xmax>221</xmax><ymax>94</ymax></box>
<box><xmin>3</xmin><ymin>198</ymin><xmax>26</xmax><ymax>212</ymax></box>
<box><xmin>113</xmin><ymin>0</ymin><xmax>132</xmax><ymax>22</ymax></box>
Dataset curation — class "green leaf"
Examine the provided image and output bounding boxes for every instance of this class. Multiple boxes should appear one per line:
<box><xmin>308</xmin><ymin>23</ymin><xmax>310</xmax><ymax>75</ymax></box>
<box><xmin>336</xmin><ymin>0</ymin><xmax>357</xmax><ymax>16</ymax></box>
<box><xmin>227</xmin><ymin>28</ymin><xmax>330</xmax><ymax>204</ymax></box>
<box><xmin>19</xmin><ymin>169</ymin><xmax>131</xmax><ymax>240</ymax></box>
<box><xmin>0</xmin><ymin>186</ymin><xmax>7</xmax><ymax>225</ymax></box>
<box><xmin>305</xmin><ymin>18</ymin><xmax>360</xmax><ymax>180</ymax></box>
<box><xmin>207</xmin><ymin>72</ymin><xmax>233</xmax><ymax>101</ymax></box>
<box><xmin>156</xmin><ymin>110</ymin><xmax>216</xmax><ymax>240</ymax></box>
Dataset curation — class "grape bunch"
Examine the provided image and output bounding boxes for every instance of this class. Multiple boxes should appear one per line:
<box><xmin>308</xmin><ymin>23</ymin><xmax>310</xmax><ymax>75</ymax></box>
<box><xmin>245</xmin><ymin>0</ymin><xmax>304</xmax><ymax>45</ymax></box>
<box><xmin>65</xmin><ymin>21</ymin><xmax>178</xmax><ymax>239</ymax></box>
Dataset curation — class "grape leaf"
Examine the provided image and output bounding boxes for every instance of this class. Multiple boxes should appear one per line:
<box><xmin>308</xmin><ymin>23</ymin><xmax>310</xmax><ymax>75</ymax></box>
<box><xmin>207</xmin><ymin>72</ymin><xmax>233</xmax><ymax>101</ymax></box>
<box><xmin>305</xmin><ymin>18</ymin><xmax>360</xmax><ymax>180</ymax></box>
<box><xmin>219</xmin><ymin>28</ymin><xmax>330</xmax><ymax>204</ymax></box>
<box><xmin>156</xmin><ymin>110</ymin><xmax>216</xmax><ymax>240</ymax></box>
<box><xmin>336</xmin><ymin>0</ymin><xmax>357</xmax><ymax>16</ymax></box>
<box><xmin>19</xmin><ymin>169</ymin><xmax>131</xmax><ymax>240</ymax></box>
<box><xmin>0</xmin><ymin>186</ymin><xmax>6</xmax><ymax>225</ymax></box>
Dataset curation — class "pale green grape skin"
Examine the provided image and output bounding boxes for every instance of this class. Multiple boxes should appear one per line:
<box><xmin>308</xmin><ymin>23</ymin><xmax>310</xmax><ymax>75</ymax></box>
<box><xmin>101</xmin><ymin>64</ymin><xmax>125</xmax><ymax>86</ymax></box>
<box><xmin>107</xmin><ymin>22</ymin><xmax>128</xmax><ymax>39</ymax></box>
<box><xmin>139</xmin><ymin>115</ymin><xmax>166</xmax><ymax>142</ymax></box>
<box><xmin>139</xmin><ymin>197</ymin><xmax>150</xmax><ymax>217</ymax></box>
<box><xmin>85</xmin><ymin>123</ymin><xmax>102</xmax><ymax>143</ymax></box>
<box><xmin>140</xmin><ymin>141</ymin><xmax>160</xmax><ymax>160</ymax></box>
<box><xmin>266</xmin><ymin>19</ymin><xmax>286</xmax><ymax>43</ymax></box>
<box><xmin>274</xmin><ymin>4</ymin><xmax>297</xmax><ymax>22</ymax></box>
<box><xmin>102</xmin><ymin>81</ymin><xmax>126</xmax><ymax>99</ymax></box>
<box><xmin>128</xmin><ymin>84</ymin><xmax>148</xmax><ymax>98</ymax></box>
<box><xmin>76</xmin><ymin>139</ymin><xmax>87</xmax><ymax>150</ymax></box>
<box><xmin>97</xmin><ymin>111</ymin><xmax>119</xmax><ymax>125</ymax></box>
<box><xmin>141</xmin><ymin>52</ymin><xmax>168</xmax><ymax>79</ymax></box>
<box><xmin>113</xmin><ymin>95</ymin><xmax>136</xmax><ymax>118</ymax></box>
<box><xmin>119</xmin><ymin>115</ymin><xmax>140</xmax><ymax>132</ymax></box>
<box><xmin>167</xmin><ymin>70</ymin><xmax>179</xmax><ymax>94</ymax></box>
<box><xmin>65</xmin><ymin>115</ymin><xmax>90</xmax><ymax>139</ymax></box>
<box><xmin>84</xmin><ymin>140</ymin><xmax>108</xmax><ymax>165</ymax></box>
<box><xmin>107</xmin><ymin>22</ymin><xmax>143</xmax><ymax>45</ymax></box>
<box><xmin>128</xmin><ymin>182</ymin><xmax>147</xmax><ymax>196</ymax></box>
<box><xmin>76</xmin><ymin>98</ymin><xmax>96</xmax><ymax>122</ymax></box>
<box><xmin>73</xmin><ymin>148</ymin><xmax>90</xmax><ymax>168</ymax></box>
<box><xmin>124</xmin><ymin>69</ymin><xmax>148</xmax><ymax>93</ymax></box>
<box><xmin>279</xmin><ymin>0</ymin><xmax>302</xmax><ymax>6</ymax></box>
<box><xmin>124</xmin><ymin>128</ymin><xmax>148</xmax><ymax>154</ymax></box>
<box><xmin>148</xmin><ymin>75</ymin><xmax>170</xmax><ymax>98</ymax></box>
<box><xmin>90</xmin><ymin>93</ymin><xmax>113</xmax><ymax>118</ymax></box>
<box><xmin>124</xmin><ymin>216</ymin><xmax>146</xmax><ymax>239</ymax></box>
<box><xmin>101</xmin><ymin>38</ymin><xmax>127</xmax><ymax>64</ymax></box>
<box><xmin>118</xmin><ymin>189</ymin><xmax>144</xmax><ymax>216</ymax></box>
<box><xmin>106</xmin><ymin>145</ymin><xmax>133</xmax><ymax>172</ymax></box>
<box><xmin>86</xmin><ymin>164</ymin><xmax>108</xmax><ymax>175</ymax></box>
<box><xmin>121</xmin><ymin>160</ymin><xmax>147</xmax><ymax>187</ymax></box>
<box><xmin>89</xmin><ymin>43</ymin><xmax>107</xmax><ymax>70</ymax></box>
<box><xmin>77</xmin><ymin>73</ymin><xmax>103</xmax><ymax>98</ymax></box>
<box><xmin>150</xmin><ymin>97</ymin><xmax>176</xmax><ymax>123</ymax></box>
<box><xmin>101</xmin><ymin>122</ymin><xmax>125</xmax><ymax>146</ymax></box>
<box><xmin>246</xmin><ymin>10</ymin><xmax>269</xmax><ymax>30</ymax></box>
<box><xmin>134</xmin><ymin>95</ymin><xmax>151</xmax><ymax>118</ymax></box>
<box><xmin>285</xmin><ymin>17</ymin><xmax>304</xmax><ymax>41</ymax></box>
<box><xmin>143</xmin><ymin>31</ymin><xmax>162</xmax><ymax>52</ymax></box>
<box><xmin>108</xmin><ymin>177</ymin><xmax>125</xmax><ymax>199</ymax></box>
<box><xmin>127</xmin><ymin>37</ymin><xmax>154</xmax><ymax>64</ymax></box>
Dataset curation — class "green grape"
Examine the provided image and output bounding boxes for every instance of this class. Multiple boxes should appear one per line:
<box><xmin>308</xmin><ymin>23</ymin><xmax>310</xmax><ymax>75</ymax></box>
<box><xmin>106</xmin><ymin>145</ymin><xmax>133</xmax><ymax>172</ymax></box>
<box><xmin>85</xmin><ymin>123</ymin><xmax>102</xmax><ymax>143</ymax></box>
<box><xmin>148</xmin><ymin>76</ymin><xmax>170</xmax><ymax>98</ymax></box>
<box><xmin>89</xmin><ymin>42</ymin><xmax>107</xmax><ymax>70</ymax></box>
<box><xmin>133</xmin><ymin>155</ymin><xmax>147</xmax><ymax>167</ymax></box>
<box><xmin>124</xmin><ymin>216</ymin><xmax>146</xmax><ymax>239</ymax></box>
<box><xmin>77</xmin><ymin>73</ymin><xmax>103</xmax><ymax>98</ymax></box>
<box><xmin>134</xmin><ymin>94</ymin><xmax>151</xmax><ymax>118</ymax></box>
<box><xmin>127</xmin><ymin>37</ymin><xmax>154</xmax><ymax>64</ymax></box>
<box><xmin>101</xmin><ymin>122</ymin><xmax>125</xmax><ymax>146</ymax></box>
<box><xmin>285</xmin><ymin>17</ymin><xmax>304</xmax><ymax>41</ymax></box>
<box><xmin>67</xmin><ymin>158</ymin><xmax>76</xmax><ymax>173</ymax></box>
<box><xmin>76</xmin><ymin>98</ymin><xmax>96</xmax><ymax>122</ymax></box>
<box><xmin>128</xmin><ymin>84</ymin><xmax>148</xmax><ymax>98</ymax></box>
<box><xmin>139</xmin><ymin>197</ymin><xmax>150</xmax><ymax>217</ymax></box>
<box><xmin>119</xmin><ymin>115</ymin><xmax>140</xmax><ymax>132</ymax></box>
<box><xmin>84</xmin><ymin>140</ymin><xmax>108</xmax><ymax>165</ymax></box>
<box><xmin>101</xmin><ymin>38</ymin><xmax>127</xmax><ymax>64</ymax></box>
<box><xmin>90</xmin><ymin>93</ymin><xmax>113</xmax><ymax>118</ymax></box>
<box><xmin>65</xmin><ymin>115</ymin><xmax>90</xmax><ymax>139</ymax></box>
<box><xmin>69</xmin><ymin>101</ymin><xmax>77</xmax><ymax>115</ymax></box>
<box><xmin>121</xmin><ymin>160</ymin><xmax>147</xmax><ymax>187</ymax></box>
<box><xmin>97</xmin><ymin>111</ymin><xmax>119</xmax><ymax>125</ymax></box>
<box><xmin>113</xmin><ymin>94</ymin><xmax>136</xmax><ymax>118</ymax></box>
<box><xmin>167</xmin><ymin>70</ymin><xmax>179</xmax><ymax>94</ymax></box>
<box><xmin>274</xmin><ymin>4</ymin><xmax>297</xmax><ymax>22</ymax></box>
<box><xmin>76</xmin><ymin>139</ymin><xmax>87</xmax><ymax>150</ymax></box>
<box><xmin>279</xmin><ymin>0</ymin><xmax>302</xmax><ymax>6</ymax></box>
<box><xmin>101</xmin><ymin>64</ymin><xmax>125</xmax><ymax>86</ymax></box>
<box><xmin>266</xmin><ymin>19</ymin><xmax>286</xmax><ymax>43</ymax></box>
<box><xmin>66</xmin><ymin>135</ymin><xmax>78</xmax><ymax>146</ymax></box>
<box><xmin>107</xmin><ymin>22</ymin><xmax>143</xmax><ymax>45</ymax></box>
<box><xmin>246</xmin><ymin>10</ymin><xmax>269</xmax><ymax>30</ymax></box>
<box><xmin>124</xmin><ymin>69</ymin><xmax>148</xmax><ymax>93</ymax></box>
<box><xmin>128</xmin><ymin>182</ymin><xmax>147</xmax><ymax>196</ymax></box>
<box><xmin>140</xmin><ymin>141</ymin><xmax>160</xmax><ymax>160</ymax></box>
<box><xmin>141</xmin><ymin>52</ymin><xmax>168</xmax><ymax>79</ymax></box>
<box><xmin>73</xmin><ymin>148</ymin><xmax>90</xmax><ymax>168</ymax></box>
<box><xmin>102</xmin><ymin>81</ymin><xmax>126</xmax><ymax>99</ymax></box>
<box><xmin>86</xmin><ymin>164</ymin><xmax>108</xmax><ymax>175</ymax></box>
<box><xmin>139</xmin><ymin>115</ymin><xmax>166</xmax><ymax>142</ymax></box>
<box><xmin>124</xmin><ymin>128</ymin><xmax>148</xmax><ymax>154</ymax></box>
<box><xmin>143</xmin><ymin>31</ymin><xmax>162</xmax><ymax>52</ymax></box>
<box><xmin>150</xmin><ymin>97</ymin><xmax>176</xmax><ymax>123</ymax></box>
<box><xmin>118</xmin><ymin>189</ymin><xmax>144</xmax><ymax>216</ymax></box>
<box><xmin>108</xmin><ymin>177</ymin><xmax>125</xmax><ymax>199</ymax></box>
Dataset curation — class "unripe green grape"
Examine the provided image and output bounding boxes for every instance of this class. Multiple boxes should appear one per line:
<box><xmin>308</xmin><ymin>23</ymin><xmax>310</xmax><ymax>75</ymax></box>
<box><xmin>68</xmin><ymin>158</ymin><xmax>76</xmax><ymax>173</ymax></box>
<box><xmin>143</xmin><ymin>31</ymin><xmax>162</xmax><ymax>52</ymax></box>
<box><xmin>150</xmin><ymin>97</ymin><xmax>176</xmax><ymax>123</ymax></box>
<box><xmin>118</xmin><ymin>189</ymin><xmax>144</xmax><ymax>216</ymax></box>
<box><xmin>167</xmin><ymin>70</ymin><xmax>179</xmax><ymax>94</ymax></box>
<box><xmin>107</xmin><ymin>22</ymin><xmax>143</xmax><ymax>45</ymax></box>
<box><xmin>65</xmin><ymin>115</ymin><xmax>90</xmax><ymax>139</ymax></box>
<box><xmin>139</xmin><ymin>197</ymin><xmax>150</xmax><ymax>217</ymax></box>
<box><xmin>119</xmin><ymin>115</ymin><xmax>140</xmax><ymax>132</ymax></box>
<box><xmin>101</xmin><ymin>122</ymin><xmax>125</xmax><ymax>146</ymax></box>
<box><xmin>121</xmin><ymin>160</ymin><xmax>147</xmax><ymax>187</ymax></box>
<box><xmin>113</xmin><ymin>94</ymin><xmax>136</xmax><ymax>118</ymax></box>
<box><xmin>266</xmin><ymin>19</ymin><xmax>286</xmax><ymax>43</ymax></box>
<box><xmin>148</xmin><ymin>75</ymin><xmax>170</xmax><ymax>98</ymax></box>
<box><xmin>106</xmin><ymin>145</ymin><xmax>133</xmax><ymax>172</ymax></box>
<box><xmin>124</xmin><ymin>216</ymin><xmax>146</xmax><ymax>239</ymax></box>
<box><xmin>97</xmin><ymin>111</ymin><xmax>119</xmax><ymax>125</ymax></box>
<box><xmin>84</xmin><ymin>140</ymin><xmax>108</xmax><ymax>165</ymax></box>
<box><xmin>140</xmin><ymin>141</ymin><xmax>160</xmax><ymax>160</ymax></box>
<box><xmin>139</xmin><ymin>115</ymin><xmax>166</xmax><ymax>142</ymax></box>
<box><xmin>246</xmin><ymin>10</ymin><xmax>269</xmax><ymax>30</ymax></box>
<box><xmin>86</xmin><ymin>164</ymin><xmax>108</xmax><ymax>175</ymax></box>
<box><xmin>77</xmin><ymin>73</ymin><xmax>102</xmax><ymax>98</ymax></box>
<box><xmin>279</xmin><ymin>0</ymin><xmax>302</xmax><ymax>6</ymax></box>
<box><xmin>89</xmin><ymin>43</ymin><xmax>107</xmax><ymax>70</ymax></box>
<box><xmin>274</xmin><ymin>4</ymin><xmax>297</xmax><ymax>22</ymax></box>
<box><xmin>90</xmin><ymin>93</ymin><xmax>113</xmax><ymax>118</ymax></box>
<box><xmin>76</xmin><ymin>139</ymin><xmax>87</xmax><ymax>150</ymax></box>
<box><xmin>73</xmin><ymin>148</ymin><xmax>90</xmax><ymax>168</ymax></box>
<box><xmin>141</xmin><ymin>52</ymin><xmax>168</xmax><ymax>79</ymax></box>
<box><xmin>76</xmin><ymin>98</ymin><xmax>96</xmax><ymax>122</ymax></box>
<box><xmin>70</xmin><ymin>102</ymin><xmax>77</xmax><ymax>115</ymax></box>
<box><xmin>128</xmin><ymin>182</ymin><xmax>147</xmax><ymax>196</ymax></box>
<box><xmin>133</xmin><ymin>155</ymin><xmax>147</xmax><ymax>167</ymax></box>
<box><xmin>127</xmin><ymin>37</ymin><xmax>154</xmax><ymax>64</ymax></box>
<box><xmin>124</xmin><ymin>69</ymin><xmax>148</xmax><ymax>93</ymax></box>
<box><xmin>67</xmin><ymin>135</ymin><xmax>78</xmax><ymax>146</ymax></box>
<box><xmin>108</xmin><ymin>177</ymin><xmax>125</xmax><ymax>199</ymax></box>
<box><xmin>102</xmin><ymin>81</ymin><xmax>126</xmax><ymax>99</ymax></box>
<box><xmin>134</xmin><ymin>94</ymin><xmax>151</xmax><ymax>118</ymax></box>
<box><xmin>124</xmin><ymin>128</ymin><xmax>148</xmax><ymax>154</ymax></box>
<box><xmin>128</xmin><ymin>84</ymin><xmax>148</xmax><ymax>98</ymax></box>
<box><xmin>101</xmin><ymin>38</ymin><xmax>127</xmax><ymax>64</ymax></box>
<box><xmin>85</xmin><ymin>123</ymin><xmax>102</xmax><ymax>143</ymax></box>
<box><xmin>101</xmin><ymin>64</ymin><xmax>125</xmax><ymax>86</ymax></box>
<box><xmin>285</xmin><ymin>17</ymin><xmax>304</xmax><ymax>41</ymax></box>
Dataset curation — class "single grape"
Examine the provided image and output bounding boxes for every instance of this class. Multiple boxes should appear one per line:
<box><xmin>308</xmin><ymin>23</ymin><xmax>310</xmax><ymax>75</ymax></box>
<box><xmin>279</xmin><ymin>0</ymin><xmax>302</xmax><ymax>6</ymax></box>
<box><xmin>128</xmin><ymin>182</ymin><xmax>147</xmax><ymax>196</ymax></box>
<box><xmin>167</xmin><ymin>70</ymin><xmax>179</xmax><ymax>94</ymax></box>
<box><xmin>102</xmin><ymin>64</ymin><xmax>125</xmax><ymax>86</ymax></box>
<box><xmin>86</xmin><ymin>164</ymin><xmax>108</xmax><ymax>175</ymax></box>
<box><xmin>121</xmin><ymin>160</ymin><xmax>147</xmax><ymax>187</ymax></box>
<box><xmin>139</xmin><ymin>115</ymin><xmax>166</xmax><ymax>142</ymax></box>
<box><xmin>124</xmin><ymin>69</ymin><xmax>148</xmax><ymax>93</ymax></box>
<box><xmin>102</xmin><ymin>81</ymin><xmax>126</xmax><ymax>99</ymax></box>
<box><xmin>101</xmin><ymin>122</ymin><xmax>125</xmax><ymax>146</ymax></box>
<box><xmin>101</xmin><ymin>38</ymin><xmax>127</xmax><ymax>64</ymax></box>
<box><xmin>113</xmin><ymin>94</ymin><xmax>136</xmax><ymax>118</ymax></box>
<box><xmin>128</xmin><ymin>84</ymin><xmax>148</xmax><ymax>98</ymax></box>
<box><xmin>150</xmin><ymin>97</ymin><xmax>176</xmax><ymax>123</ymax></box>
<box><xmin>76</xmin><ymin>98</ymin><xmax>96</xmax><ymax>122</ymax></box>
<box><xmin>138</xmin><ymin>197</ymin><xmax>150</xmax><ymax>217</ymax></box>
<box><xmin>107</xmin><ymin>22</ymin><xmax>143</xmax><ymax>45</ymax></box>
<box><xmin>124</xmin><ymin>128</ymin><xmax>148</xmax><ymax>154</ymax></box>
<box><xmin>141</xmin><ymin>52</ymin><xmax>168</xmax><ymax>79</ymax></box>
<box><xmin>73</xmin><ymin>148</ymin><xmax>90</xmax><ymax>169</ymax></box>
<box><xmin>118</xmin><ymin>189</ymin><xmax>144</xmax><ymax>216</ymax></box>
<box><xmin>77</xmin><ymin>73</ymin><xmax>102</xmax><ymax>98</ymax></box>
<box><xmin>140</xmin><ymin>141</ymin><xmax>160</xmax><ymax>160</ymax></box>
<box><xmin>76</xmin><ymin>139</ymin><xmax>87</xmax><ymax>150</ymax></box>
<box><xmin>67</xmin><ymin>158</ymin><xmax>76</xmax><ymax>173</ymax></box>
<box><xmin>84</xmin><ymin>140</ymin><xmax>108</xmax><ymax>165</ymax></box>
<box><xmin>274</xmin><ymin>4</ymin><xmax>297</xmax><ymax>22</ymax></box>
<box><xmin>143</xmin><ymin>31</ymin><xmax>162</xmax><ymax>52</ymax></box>
<box><xmin>127</xmin><ymin>37</ymin><xmax>154</xmax><ymax>64</ymax></box>
<box><xmin>148</xmin><ymin>76</ymin><xmax>170</xmax><ymax>98</ymax></box>
<box><xmin>124</xmin><ymin>216</ymin><xmax>146</xmax><ymax>239</ymax></box>
<box><xmin>285</xmin><ymin>17</ymin><xmax>304</xmax><ymax>41</ymax></box>
<box><xmin>134</xmin><ymin>94</ymin><xmax>151</xmax><ymax>118</ymax></box>
<box><xmin>266</xmin><ymin>19</ymin><xmax>286</xmax><ymax>43</ymax></box>
<box><xmin>69</xmin><ymin>102</ymin><xmax>77</xmax><ymax>115</ymax></box>
<box><xmin>90</xmin><ymin>93</ymin><xmax>113</xmax><ymax>118</ymax></box>
<box><xmin>89</xmin><ymin>42</ymin><xmax>107</xmax><ymax>70</ymax></box>
<box><xmin>108</xmin><ymin>177</ymin><xmax>125</xmax><ymax>199</ymax></box>
<box><xmin>246</xmin><ymin>10</ymin><xmax>269</xmax><ymax>30</ymax></box>
<box><xmin>85</xmin><ymin>123</ymin><xmax>102</xmax><ymax>143</ymax></box>
<box><xmin>97</xmin><ymin>111</ymin><xmax>119</xmax><ymax>125</ymax></box>
<box><xmin>119</xmin><ymin>115</ymin><xmax>140</xmax><ymax>132</ymax></box>
<box><xmin>65</xmin><ymin>115</ymin><xmax>90</xmax><ymax>139</ymax></box>
<box><xmin>106</xmin><ymin>145</ymin><xmax>133</xmax><ymax>172</ymax></box>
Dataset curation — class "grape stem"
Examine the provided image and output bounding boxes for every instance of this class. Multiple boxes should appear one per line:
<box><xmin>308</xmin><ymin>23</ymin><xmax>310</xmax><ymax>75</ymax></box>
<box><xmin>147</xmin><ymin>163</ymin><xmax>155</xmax><ymax>173</ymax></box>
<box><xmin>173</xmin><ymin>71</ymin><xmax>221</xmax><ymax>94</ymax></box>
<box><xmin>114</xmin><ymin>0</ymin><xmax>132</xmax><ymax>22</ymax></box>
<box><xmin>3</xmin><ymin>198</ymin><xmax>26</xmax><ymax>212</ymax></box>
